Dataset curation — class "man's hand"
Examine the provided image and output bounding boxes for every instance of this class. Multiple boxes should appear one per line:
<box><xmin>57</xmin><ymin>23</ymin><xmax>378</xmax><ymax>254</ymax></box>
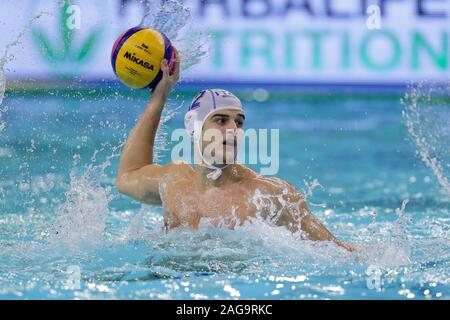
<box><xmin>152</xmin><ymin>47</ymin><xmax>180</xmax><ymax>102</ymax></box>
<box><xmin>334</xmin><ymin>239</ymin><xmax>355</xmax><ymax>252</ymax></box>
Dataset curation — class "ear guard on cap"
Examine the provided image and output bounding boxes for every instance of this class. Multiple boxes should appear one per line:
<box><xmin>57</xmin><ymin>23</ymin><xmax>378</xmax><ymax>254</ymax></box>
<box><xmin>184</xmin><ymin>110</ymin><xmax>196</xmax><ymax>138</ymax></box>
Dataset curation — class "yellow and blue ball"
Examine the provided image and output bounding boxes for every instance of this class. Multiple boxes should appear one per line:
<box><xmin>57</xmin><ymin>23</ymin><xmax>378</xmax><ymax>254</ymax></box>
<box><xmin>111</xmin><ymin>27</ymin><xmax>174</xmax><ymax>89</ymax></box>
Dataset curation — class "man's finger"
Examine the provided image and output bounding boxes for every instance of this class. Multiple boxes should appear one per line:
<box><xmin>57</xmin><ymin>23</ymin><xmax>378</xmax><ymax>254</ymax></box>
<box><xmin>160</xmin><ymin>59</ymin><xmax>169</xmax><ymax>78</ymax></box>
<box><xmin>171</xmin><ymin>48</ymin><xmax>181</xmax><ymax>79</ymax></box>
<box><xmin>169</xmin><ymin>47</ymin><xmax>180</xmax><ymax>76</ymax></box>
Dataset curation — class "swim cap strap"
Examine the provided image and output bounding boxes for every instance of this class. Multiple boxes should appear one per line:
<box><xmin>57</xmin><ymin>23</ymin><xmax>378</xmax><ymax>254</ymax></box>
<box><xmin>196</xmin><ymin>136</ymin><xmax>228</xmax><ymax>181</ymax></box>
<box><xmin>206</xmin><ymin>168</ymin><xmax>223</xmax><ymax>181</ymax></box>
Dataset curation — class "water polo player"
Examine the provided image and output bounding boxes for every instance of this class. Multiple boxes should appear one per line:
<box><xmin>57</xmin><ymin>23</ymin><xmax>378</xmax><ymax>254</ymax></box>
<box><xmin>115</xmin><ymin>50</ymin><xmax>354</xmax><ymax>252</ymax></box>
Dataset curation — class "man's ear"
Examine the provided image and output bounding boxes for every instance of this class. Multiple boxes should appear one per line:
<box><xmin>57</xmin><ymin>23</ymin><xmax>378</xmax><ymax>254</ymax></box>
<box><xmin>193</xmin><ymin>123</ymin><xmax>202</xmax><ymax>142</ymax></box>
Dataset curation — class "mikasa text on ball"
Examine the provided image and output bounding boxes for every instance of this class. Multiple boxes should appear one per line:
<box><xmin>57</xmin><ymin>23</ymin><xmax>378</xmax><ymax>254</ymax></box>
<box><xmin>111</xmin><ymin>27</ymin><xmax>174</xmax><ymax>89</ymax></box>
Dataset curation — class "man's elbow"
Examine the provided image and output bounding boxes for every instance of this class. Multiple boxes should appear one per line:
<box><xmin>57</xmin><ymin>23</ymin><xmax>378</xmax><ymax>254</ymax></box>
<box><xmin>114</xmin><ymin>175</ymin><xmax>161</xmax><ymax>205</ymax></box>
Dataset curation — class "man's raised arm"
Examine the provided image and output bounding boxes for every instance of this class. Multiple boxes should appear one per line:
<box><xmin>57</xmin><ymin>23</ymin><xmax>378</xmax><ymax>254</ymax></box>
<box><xmin>115</xmin><ymin>49</ymin><xmax>180</xmax><ymax>205</ymax></box>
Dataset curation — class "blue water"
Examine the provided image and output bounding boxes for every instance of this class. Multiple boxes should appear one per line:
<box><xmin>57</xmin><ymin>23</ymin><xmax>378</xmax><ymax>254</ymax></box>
<box><xmin>0</xmin><ymin>88</ymin><xmax>449</xmax><ymax>299</ymax></box>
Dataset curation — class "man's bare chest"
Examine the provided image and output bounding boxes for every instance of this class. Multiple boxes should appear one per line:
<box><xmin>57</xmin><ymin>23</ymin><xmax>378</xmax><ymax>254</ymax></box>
<box><xmin>160</xmin><ymin>180</ymin><xmax>258</xmax><ymax>227</ymax></box>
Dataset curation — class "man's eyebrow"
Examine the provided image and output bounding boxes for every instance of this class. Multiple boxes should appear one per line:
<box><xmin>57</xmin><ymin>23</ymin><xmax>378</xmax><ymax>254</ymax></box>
<box><xmin>211</xmin><ymin>114</ymin><xmax>230</xmax><ymax>118</ymax></box>
<box><xmin>211</xmin><ymin>113</ymin><xmax>245</xmax><ymax>119</ymax></box>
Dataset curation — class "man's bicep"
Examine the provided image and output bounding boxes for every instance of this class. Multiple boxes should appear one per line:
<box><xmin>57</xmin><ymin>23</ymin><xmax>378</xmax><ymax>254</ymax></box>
<box><xmin>285</xmin><ymin>185</ymin><xmax>335</xmax><ymax>241</ymax></box>
<box><xmin>282</xmin><ymin>182</ymin><xmax>311</xmax><ymax>217</ymax></box>
<box><xmin>265</xmin><ymin>180</ymin><xmax>310</xmax><ymax>231</ymax></box>
<box><xmin>115</xmin><ymin>164</ymin><xmax>170</xmax><ymax>205</ymax></box>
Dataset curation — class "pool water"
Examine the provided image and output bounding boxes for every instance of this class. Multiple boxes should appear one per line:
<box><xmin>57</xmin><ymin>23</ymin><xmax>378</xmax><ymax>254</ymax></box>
<box><xmin>0</xmin><ymin>88</ymin><xmax>449</xmax><ymax>299</ymax></box>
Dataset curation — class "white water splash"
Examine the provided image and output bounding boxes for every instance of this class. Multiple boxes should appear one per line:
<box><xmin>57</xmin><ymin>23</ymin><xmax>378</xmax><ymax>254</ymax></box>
<box><xmin>141</xmin><ymin>0</ymin><xmax>210</xmax><ymax>72</ymax></box>
<box><xmin>358</xmin><ymin>199</ymin><xmax>412</xmax><ymax>268</ymax></box>
<box><xmin>153</xmin><ymin>99</ymin><xmax>185</xmax><ymax>163</ymax></box>
<box><xmin>48</xmin><ymin>162</ymin><xmax>113</xmax><ymax>247</ymax></box>
<box><xmin>145</xmin><ymin>217</ymin><xmax>354</xmax><ymax>275</ymax></box>
<box><xmin>301</xmin><ymin>178</ymin><xmax>327</xmax><ymax>208</ymax></box>
<box><xmin>119</xmin><ymin>205</ymin><xmax>164</xmax><ymax>242</ymax></box>
<box><xmin>402</xmin><ymin>82</ymin><xmax>450</xmax><ymax>195</ymax></box>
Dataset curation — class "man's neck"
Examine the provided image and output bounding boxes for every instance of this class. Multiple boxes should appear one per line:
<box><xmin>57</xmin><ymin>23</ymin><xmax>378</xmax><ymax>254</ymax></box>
<box><xmin>194</xmin><ymin>164</ymin><xmax>242</xmax><ymax>189</ymax></box>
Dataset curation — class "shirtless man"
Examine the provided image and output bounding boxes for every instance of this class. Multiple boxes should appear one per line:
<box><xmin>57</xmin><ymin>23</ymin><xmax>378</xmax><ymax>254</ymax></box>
<box><xmin>115</xmin><ymin>49</ymin><xmax>353</xmax><ymax>252</ymax></box>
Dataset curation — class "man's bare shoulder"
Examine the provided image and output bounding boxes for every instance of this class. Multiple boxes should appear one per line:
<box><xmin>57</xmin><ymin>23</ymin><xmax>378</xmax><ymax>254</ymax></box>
<box><xmin>165</xmin><ymin>161</ymin><xmax>195</xmax><ymax>177</ymax></box>
<box><xmin>245</xmin><ymin>170</ymin><xmax>300</xmax><ymax>197</ymax></box>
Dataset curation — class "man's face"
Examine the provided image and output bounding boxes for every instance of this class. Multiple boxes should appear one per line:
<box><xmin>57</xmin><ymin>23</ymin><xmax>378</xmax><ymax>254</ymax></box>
<box><xmin>200</xmin><ymin>109</ymin><xmax>245</xmax><ymax>167</ymax></box>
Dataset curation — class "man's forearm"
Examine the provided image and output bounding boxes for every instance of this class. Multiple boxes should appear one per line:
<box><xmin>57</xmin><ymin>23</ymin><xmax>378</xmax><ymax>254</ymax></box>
<box><xmin>117</xmin><ymin>95</ymin><xmax>167</xmax><ymax>177</ymax></box>
<box><xmin>301</xmin><ymin>214</ymin><xmax>354</xmax><ymax>251</ymax></box>
<box><xmin>301</xmin><ymin>214</ymin><xmax>337</xmax><ymax>242</ymax></box>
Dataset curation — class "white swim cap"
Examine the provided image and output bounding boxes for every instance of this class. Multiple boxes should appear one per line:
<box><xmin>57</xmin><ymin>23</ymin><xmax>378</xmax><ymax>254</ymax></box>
<box><xmin>185</xmin><ymin>89</ymin><xmax>244</xmax><ymax>138</ymax></box>
<box><xmin>184</xmin><ymin>89</ymin><xmax>244</xmax><ymax>180</ymax></box>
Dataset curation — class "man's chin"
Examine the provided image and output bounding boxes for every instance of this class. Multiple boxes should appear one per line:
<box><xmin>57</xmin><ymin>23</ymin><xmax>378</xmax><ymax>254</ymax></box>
<box><xmin>223</xmin><ymin>151</ymin><xmax>238</xmax><ymax>166</ymax></box>
<box><xmin>206</xmin><ymin>155</ymin><xmax>237</xmax><ymax>168</ymax></box>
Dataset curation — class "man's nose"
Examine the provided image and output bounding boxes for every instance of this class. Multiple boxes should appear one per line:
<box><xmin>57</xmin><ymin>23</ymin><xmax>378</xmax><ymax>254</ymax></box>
<box><xmin>224</xmin><ymin>123</ymin><xmax>238</xmax><ymax>138</ymax></box>
<box><xmin>226</xmin><ymin>120</ymin><xmax>238</xmax><ymax>131</ymax></box>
